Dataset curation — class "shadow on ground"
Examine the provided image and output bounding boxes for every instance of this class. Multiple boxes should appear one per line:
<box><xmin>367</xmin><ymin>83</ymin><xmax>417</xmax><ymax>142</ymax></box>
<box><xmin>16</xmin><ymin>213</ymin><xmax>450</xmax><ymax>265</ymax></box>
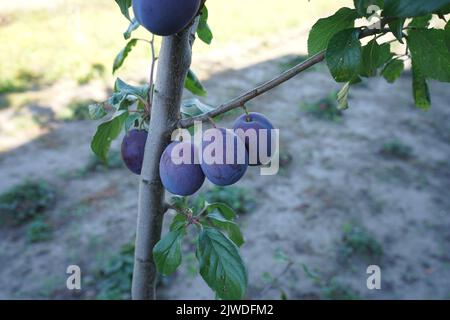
<box><xmin>0</xmin><ymin>52</ymin><xmax>450</xmax><ymax>300</ymax></box>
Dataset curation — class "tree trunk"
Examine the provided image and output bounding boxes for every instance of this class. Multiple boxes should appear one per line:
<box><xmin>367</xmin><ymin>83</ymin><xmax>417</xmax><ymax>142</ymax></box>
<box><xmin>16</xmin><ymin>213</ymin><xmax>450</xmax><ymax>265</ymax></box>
<box><xmin>132</xmin><ymin>26</ymin><xmax>195</xmax><ymax>300</ymax></box>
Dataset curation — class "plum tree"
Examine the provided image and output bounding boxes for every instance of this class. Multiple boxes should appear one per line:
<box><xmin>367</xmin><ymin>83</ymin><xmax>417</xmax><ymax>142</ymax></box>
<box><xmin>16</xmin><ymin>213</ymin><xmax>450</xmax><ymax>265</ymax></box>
<box><xmin>200</xmin><ymin>127</ymin><xmax>248</xmax><ymax>186</ymax></box>
<box><xmin>233</xmin><ymin>112</ymin><xmax>275</xmax><ymax>166</ymax></box>
<box><xmin>132</xmin><ymin>0</ymin><xmax>202</xmax><ymax>36</ymax></box>
<box><xmin>159</xmin><ymin>141</ymin><xmax>205</xmax><ymax>196</ymax></box>
<box><xmin>92</xmin><ymin>0</ymin><xmax>450</xmax><ymax>301</ymax></box>
<box><xmin>121</xmin><ymin>129</ymin><xmax>147</xmax><ymax>175</ymax></box>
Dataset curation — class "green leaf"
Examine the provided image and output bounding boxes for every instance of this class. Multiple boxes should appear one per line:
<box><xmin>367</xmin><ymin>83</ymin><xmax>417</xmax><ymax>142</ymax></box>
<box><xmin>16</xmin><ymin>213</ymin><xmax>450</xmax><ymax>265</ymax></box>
<box><xmin>114</xmin><ymin>78</ymin><xmax>149</xmax><ymax>100</ymax></box>
<box><xmin>197</xmin><ymin>6</ymin><xmax>213</xmax><ymax>45</ymax></box>
<box><xmin>196</xmin><ymin>227</ymin><xmax>247</xmax><ymax>300</ymax></box>
<box><xmin>113</xmin><ymin>39</ymin><xmax>138</xmax><ymax>74</ymax></box>
<box><xmin>409</xmin><ymin>14</ymin><xmax>432</xmax><ymax>28</ymax></box>
<box><xmin>207</xmin><ymin>211</ymin><xmax>244</xmax><ymax>247</ymax></box>
<box><xmin>170</xmin><ymin>214</ymin><xmax>188</xmax><ymax>231</ymax></box>
<box><xmin>359</xmin><ymin>38</ymin><xmax>393</xmax><ymax>77</ymax></box>
<box><xmin>388</xmin><ymin>18</ymin><xmax>406</xmax><ymax>43</ymax></box>
<box><xmin>124</xmin><ymin>18</ymin><xmax>140</xmax><ymax>40</ymax></box>
<box><xmin>181</xmin><ymin>98</ymin><xmax>215</xmax><ymax>118</ymax></box>
<box><xmin>118</xmin><ymin>95</ymin><xmax>135</xmax><ymax>111</ymax></box>
<box><xmin>383</xmin><ymin>0</ymin><xmax>450</xmax><ymax>18</ymax></box>
<box><xmin>124</xmin><ymin>113</ymin><xmax>140</xmax><ymax>132</ymax></box>
<box><xmin>353</xmin><ymin>0</ymin><xmax>384</xmax><ymax>17</ymax></box>
<box><xmin>445</xmin><ymin>21</ymin><xmax>450</xmax><ymax>52</ymax></box>
<box><xmin>88</xmin><ymin>103</ymin><xmax>108</xmax><ymax>120</ymax></box>
<box><xmin>114</xmin><ymin>0</ymin><xmax>132</xmax><ymax>21</ymax></box>
<box><xmin>308</xmin><ymin>8</ymin><xmax>358</xmax><ymax>56</ymax></box>
<box><xmin>381</xmin><ymin>58</ymin><xmax>404</xmax><ymax>83</ymax></box>
<box><xmin>91</xmin><ymin>110</ymin><xmax>128</xmax><ymax>163</ymax></box>
<box><xmin>411</xmin><ymin>58</ymin><xmax>431</xmax><ymax>110</ymax></box>
<box><xmin>337</xmin><ymin>82</ymin><xmax>351</xmax><ymax>110</ymax></box>
<box><xmin>205</xmin><ymin>203</ymin><xmax>236</xmax><ymax>220</ymax></box>
<box><xmin>184</xmin><ymin>69</ymin><xmax>207</xmax><ymax>96</ymax></box>
<box><xmin>326</xmin><ymin>28</ymin><xmax>362</xmax><ymax>82</ymax></box>
<box><xmin>153</xmin><ymin>229</ymin><xmax>184</xmax><ymax>276</ymax></box>
<box><xmin>171</xmin><ymin>196</ymin><xmax>190</xmax><ymax>210</ymax></box>
<box><xmin>108</xmin><ymin>92</ymin><xmax>126</xmax><ymax>107</ymax></box>
<box><xmin>408</xmin><ymin>29</ymin><xmax>450</xmax><ymax>82</ymax></box>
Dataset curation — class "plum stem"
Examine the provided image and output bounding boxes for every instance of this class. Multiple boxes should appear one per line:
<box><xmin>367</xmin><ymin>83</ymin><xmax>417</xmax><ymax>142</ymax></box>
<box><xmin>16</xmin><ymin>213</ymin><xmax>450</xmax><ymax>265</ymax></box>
<box><xmin>207</xmin><ymin>116</ymin><xmax>217</xmax><ymax>128</ymax></box>
<box><xmin>242</xmin><ymin>105</ymin><xmax>251</xmax><ymax>122</ymax></box>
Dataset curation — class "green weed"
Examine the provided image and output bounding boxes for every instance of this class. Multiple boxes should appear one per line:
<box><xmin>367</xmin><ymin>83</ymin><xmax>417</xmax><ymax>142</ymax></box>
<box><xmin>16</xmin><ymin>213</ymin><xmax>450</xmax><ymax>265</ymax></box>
<box><xmin>380</xmin><ymin>140</ymin><xmax>414</xmax><ymax>160</ymax></box>
<box><xmin>0</xmin><ymin>180</ymin><xmax>56</xmax><ymax>225</ymax></box>
<box><xmin>58</xmin><ymin>99</ymin><xmax>94</xmax><ymax>122</ymax></box>
<box><xmin>26</xmin><ymin>219</ymin><xmax>53</xmax><ymax>243</ymax></box>
<box><xmin>301</xmin><ymin>93</ymin><xmax>342</xmax><ymax>121</ymax></box>
<box><xmin>339</xmin><ymin>223</ymin><xmax>383</xmax><ymax>261</ymax></box>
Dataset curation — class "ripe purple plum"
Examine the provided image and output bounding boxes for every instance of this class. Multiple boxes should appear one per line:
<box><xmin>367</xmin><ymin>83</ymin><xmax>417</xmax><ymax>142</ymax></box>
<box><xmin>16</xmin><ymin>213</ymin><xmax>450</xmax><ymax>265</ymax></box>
<box><xmin>200</xmin><ymin>128</ymin><xmax>248</xmax><ymax>186</ymax></box>
<box><xmin>159</xmin><ymin>141</ymin><xmax>205</xmax><ymax>196</ymax></box>
<box><xmin>132</xmin><ymin>0</ymin><xmax>201</xmax><ymax>36</ymax></box>
<box><xmin>121</xmin><ymin>129</ymin><xmax>148</xmax><ymax>175</ymax></box>
<box><xmin>232</xmin><ymin>112</ymin><xmax>275</xmax><ymax>166</ymax></box>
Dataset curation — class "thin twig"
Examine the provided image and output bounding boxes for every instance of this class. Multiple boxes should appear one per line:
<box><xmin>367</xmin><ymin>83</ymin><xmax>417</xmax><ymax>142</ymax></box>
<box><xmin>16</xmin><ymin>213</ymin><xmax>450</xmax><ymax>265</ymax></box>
<box><xmin>135</xmin><ymin>38</ymin><xmax>152</xmax><ymax>43</ymax></box>
<box><xmin>147</xmin><ymin>34</ymin><xmax>157</xmax><ymax>113</ymax></box>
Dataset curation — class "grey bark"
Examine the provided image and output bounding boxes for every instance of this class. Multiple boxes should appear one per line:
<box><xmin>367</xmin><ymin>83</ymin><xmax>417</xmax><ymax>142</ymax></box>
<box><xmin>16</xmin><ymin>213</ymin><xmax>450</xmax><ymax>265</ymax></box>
<box><xmin>131</xmin><ymin>26</ymin><xmax>196</xmax><ymax>300</ymax></box>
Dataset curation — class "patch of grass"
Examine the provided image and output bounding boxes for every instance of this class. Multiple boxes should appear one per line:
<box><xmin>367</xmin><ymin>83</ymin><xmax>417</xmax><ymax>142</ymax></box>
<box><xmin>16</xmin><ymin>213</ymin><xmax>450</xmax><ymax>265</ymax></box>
<box><xmin>0</xmin><ymin>180</ymin><xmax>56</xmax><ymax>226</ymax></box>
<box><xmin>380</xmin><ymin>140</ymin><xmax>414</xmax><ymax>160</ymax></box>
<box><xmin>193</xmin><ymin>186</ymin><xmax>257</xmax><ymax>215</ymax></box>
<box><xmin>61</xmin><ymin>203</ymin><xmax>89</xmax><ymax>218</ymax></box>
<box><xmin>77</xmin><ymin>63</ymin><xmax>107</xmax><ymax>85</ymax></box>
<box><xmin>301</xmin><ymin>93</ymin><xmax>342</xmax><ymax>122</ymax></box>
<box><xmin>26</xmin><ymin>219</ymin><xmax>53</xmax><ymax>243</ymax></box>
<box><xmin>58</xmin><ymin>99</ymin><xmax>94</xmax><ymax>122</ymax></box>
<box><xmin>0</xmin><ymin>69</ymin><xmax>44</xmax><ymax>94</ymax></box>
<box><xmin>339</xmin><ymin>223</ymin><xmax>383</xmax><ymax>261</ymax></box>
<box><xmin>322</xmin><ymin>279</ymin><xmax>360</xmax><ymax>300</ymax></box>
<box><xmin>0</xmin><ymin>80</ymin><xmax>28</xmax><ymax>95</ymax></box>
<box><xmin>38</xmin><ymin>276</ymin><xmax>61</xmax><ymax>298</ymax></box>
<box><xmin>95</xmin><ymin>240</ymin><xmax>170</xmax><ymax>299</ymax></box>
<box><xmin>95</xmin><ymin>241</ymin><xmax>135</xmax><ymax>300</ymax></box>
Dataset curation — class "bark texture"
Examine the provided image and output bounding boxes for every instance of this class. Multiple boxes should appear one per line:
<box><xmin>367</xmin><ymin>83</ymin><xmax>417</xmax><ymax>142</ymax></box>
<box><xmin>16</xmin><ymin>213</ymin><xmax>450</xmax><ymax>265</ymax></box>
<box><xmin>132</xmin><ymin>26</ymin><xmax>195</xmax><ymax>300</ymax></box>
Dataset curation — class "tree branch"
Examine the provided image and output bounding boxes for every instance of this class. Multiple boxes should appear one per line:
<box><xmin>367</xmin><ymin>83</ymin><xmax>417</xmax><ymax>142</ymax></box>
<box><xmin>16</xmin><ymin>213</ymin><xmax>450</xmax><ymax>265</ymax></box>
<box><xmin>179</xmin><ymin>26</ymin><xmax>389</xmax><ymax>128</ymax></box>
<box><xmin>147</xmin><ymin>34</ymin><xmax>157</xmax><ymax>111</ymax></box>
<box><xmin>132</xmin><ymin>22</ymin><xmax>198</xmax><ymax>300</ymax></box>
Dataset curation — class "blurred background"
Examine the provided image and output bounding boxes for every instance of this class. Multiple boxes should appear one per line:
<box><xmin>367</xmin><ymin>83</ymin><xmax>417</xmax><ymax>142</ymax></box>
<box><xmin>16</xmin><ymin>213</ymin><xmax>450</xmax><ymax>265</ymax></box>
<box><xmin>0</xmin><ymin>0</ymin><xmax>449</xmax><ymax>299</ymax></box>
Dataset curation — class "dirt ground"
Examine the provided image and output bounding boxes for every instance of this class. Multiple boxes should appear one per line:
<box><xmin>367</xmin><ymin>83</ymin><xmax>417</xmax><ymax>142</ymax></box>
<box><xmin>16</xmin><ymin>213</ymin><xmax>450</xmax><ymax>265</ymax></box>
<box><xmin>0</xmin><ymin>28</ymin><xmax>449</xmax><ymax>300</ymax></box>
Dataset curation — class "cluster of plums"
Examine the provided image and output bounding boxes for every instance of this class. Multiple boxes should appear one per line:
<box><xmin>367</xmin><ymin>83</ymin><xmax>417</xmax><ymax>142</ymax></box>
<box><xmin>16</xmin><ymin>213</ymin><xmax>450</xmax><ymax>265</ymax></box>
<box><xmin>121</xmin><ymin>112</ymin><xmax>275</xmax><ymax>196</ymax></box>
<box><xmin>133</xmin><ymin>0</ymin><xmax>202</xmax><ymax>36</ymax></box>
